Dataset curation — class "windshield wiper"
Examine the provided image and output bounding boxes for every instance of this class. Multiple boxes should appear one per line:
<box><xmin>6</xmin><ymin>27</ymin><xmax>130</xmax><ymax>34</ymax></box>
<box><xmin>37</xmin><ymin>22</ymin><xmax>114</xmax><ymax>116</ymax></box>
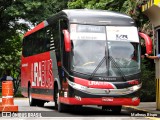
<box><xmin>88</xmin><ymin>44</ymin><xmax>108</xmax><ymax>80</ymax></box>
<box><xmin>88</xmin><ymin>56</ymin><xmax>107</xmax><ymax>80</ymax></box>
<box><xmin>109</xmin><ymin>56</ymin><xmax>127</xmax><ymax>81</ymax></box>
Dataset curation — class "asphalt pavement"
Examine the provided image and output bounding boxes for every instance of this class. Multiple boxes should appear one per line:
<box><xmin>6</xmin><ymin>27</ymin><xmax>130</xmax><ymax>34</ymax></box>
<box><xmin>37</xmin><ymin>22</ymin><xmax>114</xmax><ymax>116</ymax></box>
<box><xmin>0</xmin><ymin>98</ymin><xmax>159</xmax><ymax>120</ymax></box>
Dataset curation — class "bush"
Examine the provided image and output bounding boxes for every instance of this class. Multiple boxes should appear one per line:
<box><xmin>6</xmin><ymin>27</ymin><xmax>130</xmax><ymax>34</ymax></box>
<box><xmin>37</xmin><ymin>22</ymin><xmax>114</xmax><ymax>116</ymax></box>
<box><xmin>140</xmin><ymin>58</ymin><xmax>156</xmax><ymax>102</ymax></box>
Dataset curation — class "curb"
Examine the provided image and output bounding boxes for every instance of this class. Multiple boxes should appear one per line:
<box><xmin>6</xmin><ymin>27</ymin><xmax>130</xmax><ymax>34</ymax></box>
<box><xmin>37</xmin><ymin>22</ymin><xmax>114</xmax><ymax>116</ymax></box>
<box><xmin>123</xmin><ymin>106</ymin><xmax>160</xmax><ymax>120</ymax></box>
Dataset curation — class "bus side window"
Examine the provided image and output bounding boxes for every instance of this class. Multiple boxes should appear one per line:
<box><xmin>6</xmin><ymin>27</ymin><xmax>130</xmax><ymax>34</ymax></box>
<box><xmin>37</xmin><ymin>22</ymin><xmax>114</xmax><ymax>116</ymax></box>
<box><xmin>23</xmin><ymin>36</ymin><xmax>33</xmax><ymax>57</ymax></box>
<box><xmin>46</xmin><ymin>22</ymin><xmax>61</xmax><ymax>63</ymax></box>
<box><xmin>22</xmin><ymin>37</ymin><xmax>27</xmax><ymax>57</ymax></box>
<box><xmin>49</xmin><ymin>23</ymin><xmax>60</xmax><ymax>52</ymax></box>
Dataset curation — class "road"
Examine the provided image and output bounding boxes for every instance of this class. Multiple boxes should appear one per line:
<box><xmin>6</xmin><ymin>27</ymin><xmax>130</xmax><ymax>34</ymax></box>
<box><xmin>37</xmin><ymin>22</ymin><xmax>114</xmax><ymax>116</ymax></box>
<box><xmin>0</xmin><ymin>98</ymin><xmax>150</xmax><ymax>120</ymax></box>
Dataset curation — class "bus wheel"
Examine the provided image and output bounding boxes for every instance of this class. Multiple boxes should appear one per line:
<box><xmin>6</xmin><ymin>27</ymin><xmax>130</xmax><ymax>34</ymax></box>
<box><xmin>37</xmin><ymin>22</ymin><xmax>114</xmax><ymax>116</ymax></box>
<box><xmin>28</xmin><ymin>86</ymin><xmax>36</xmax><ymax>106</ymax></box>
<box><xmin>54</xmin><ymin>86</ymin><xmax>67</xmax><ymax>112</ymax></box>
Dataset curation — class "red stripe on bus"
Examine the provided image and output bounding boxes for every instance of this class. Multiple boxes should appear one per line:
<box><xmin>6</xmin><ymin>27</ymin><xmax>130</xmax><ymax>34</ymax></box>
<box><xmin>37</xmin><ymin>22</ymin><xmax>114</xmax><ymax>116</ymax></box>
<box><xmin>24</xmin><ymin>21</ymin><xmax>45</xmax><ymax>37</ymax></box>
<box><xmin>59</xmin><ymin>97</ymin><xmax>140</xmax><ymax>106</ymax></box>
<box><xmin>74</xmin><ymin>77</ymin><xmax>116</xmax><ymax>89</ymax></box>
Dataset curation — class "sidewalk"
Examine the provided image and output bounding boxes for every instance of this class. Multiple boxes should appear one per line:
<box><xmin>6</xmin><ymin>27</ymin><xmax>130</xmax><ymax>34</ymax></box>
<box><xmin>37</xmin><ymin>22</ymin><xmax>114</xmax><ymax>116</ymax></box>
<box><xmin>123</xmin><ymin>102</ymin><xmax>160</xmax><ymax>118</ymax></box>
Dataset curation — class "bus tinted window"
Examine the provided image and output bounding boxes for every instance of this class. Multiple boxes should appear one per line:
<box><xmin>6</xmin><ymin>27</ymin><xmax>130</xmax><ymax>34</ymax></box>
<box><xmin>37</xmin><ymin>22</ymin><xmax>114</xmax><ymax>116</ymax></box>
<box><xmin>22</xmin><ymin>25</ymin><xmax>59</xmax><ymax>57</ymax></box>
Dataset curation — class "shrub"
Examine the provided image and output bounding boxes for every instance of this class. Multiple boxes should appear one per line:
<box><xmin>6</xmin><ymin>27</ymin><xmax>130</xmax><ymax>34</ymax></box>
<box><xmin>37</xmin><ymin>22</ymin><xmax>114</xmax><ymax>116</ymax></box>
<box><xmin>140</xmin><ymin>58</ymin><xmax>156</xmax><ymax>102</ymax></box>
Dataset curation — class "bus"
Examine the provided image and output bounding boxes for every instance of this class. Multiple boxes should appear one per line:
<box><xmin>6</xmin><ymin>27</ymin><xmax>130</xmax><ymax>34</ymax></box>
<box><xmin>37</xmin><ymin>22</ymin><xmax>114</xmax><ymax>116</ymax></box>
<box><xmin>21</xmin><ymin>9</ymin><xmax>152</xmax><ymax>113</ymax></box>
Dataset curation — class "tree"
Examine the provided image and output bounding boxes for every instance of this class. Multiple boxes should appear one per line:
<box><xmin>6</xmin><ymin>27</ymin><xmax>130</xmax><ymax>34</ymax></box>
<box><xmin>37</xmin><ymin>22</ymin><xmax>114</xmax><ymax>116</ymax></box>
<box><xmin>68</xmin><ymin>0</ymin><xmax>151</xmax><ymax>33</ymax></box>
<box><xmin>0</xmin><ymin>0</ymin><xmax>68</xmax><ymax>76</ymax></box>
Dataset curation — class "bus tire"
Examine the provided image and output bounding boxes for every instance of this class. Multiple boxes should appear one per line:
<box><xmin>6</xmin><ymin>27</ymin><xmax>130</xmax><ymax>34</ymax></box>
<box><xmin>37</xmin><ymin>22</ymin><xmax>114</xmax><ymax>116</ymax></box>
<box><xmin>28</xmin><ymin>86</ymin><xmax>36</xmax><ymax>106</ymax></box>
<box><xmin>54</xmin><ymin>86</ymin><xmax>67</xmax><ymax>112</ymax></box>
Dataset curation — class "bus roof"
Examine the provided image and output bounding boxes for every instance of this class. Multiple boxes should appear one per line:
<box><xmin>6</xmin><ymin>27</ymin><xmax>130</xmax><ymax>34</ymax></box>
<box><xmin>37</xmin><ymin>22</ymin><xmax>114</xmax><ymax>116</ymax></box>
<box><xmin>47</xmin><ymin>9</ymin><xmax>135</xmax><ymax>26</ymax></box>
<box><xmin>24</xmin><ymin>9</ymin><xmax>136</xmax><ymax>37</ymax></box>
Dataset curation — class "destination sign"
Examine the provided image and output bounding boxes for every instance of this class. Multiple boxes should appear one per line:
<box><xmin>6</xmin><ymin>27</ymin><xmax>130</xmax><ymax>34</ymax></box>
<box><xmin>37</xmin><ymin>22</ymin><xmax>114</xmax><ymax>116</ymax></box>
<box><xmin>70</xmin><ymin>24</ymin><xmax>106</xmax><ymax>40</ymax></box>
<box><xmin>106</xmin><ymin>26</ymin><xmax>139</xmax><ymax>43</ymax></box>
<box><xmin>77</xmin><ymin>25</ymin><xmax>105</xmax><ymax>33</ymax></box>
<box><xmin>70</xmin><ymin>33</ymin><xmax>106</xmax><ymax>41</ymax></box>
<box><xmin>71</xmin><ymin>24</ymin><xmax>105</xmax><ymax>33</ymax></box>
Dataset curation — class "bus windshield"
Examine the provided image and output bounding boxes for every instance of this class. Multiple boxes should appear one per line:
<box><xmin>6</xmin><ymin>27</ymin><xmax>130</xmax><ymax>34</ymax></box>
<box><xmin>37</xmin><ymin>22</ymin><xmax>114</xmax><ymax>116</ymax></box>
<box><xmin>70</xmin><ymin>24</ymin><xmax>140</xmax><ymax>77</ymax></box>
<box><xmin>108</xmin><ymin>41</ymin><xmax>140</xmax><ymax>77</ymax></box>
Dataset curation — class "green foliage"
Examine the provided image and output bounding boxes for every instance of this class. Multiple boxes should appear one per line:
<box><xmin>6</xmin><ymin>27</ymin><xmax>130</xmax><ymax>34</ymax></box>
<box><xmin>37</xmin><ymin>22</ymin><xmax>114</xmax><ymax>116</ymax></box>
<box><xmin>0</xmin><ymin>34</ymin><xmax>22</xmax><ymax>76</ymax></box>
<box><xmin>140</xmin><ymin>59</ymin><xmax>155</xmax><ymax>102</ymax></box>
<box><xmin>68</xmin><ymin>0</ymin><xmax>151</xmax><ymax>34</ymax></box>
<box><xmin>0</xmin><ymin>0</ymin><xmax>68</xmax><ymax>76</ymax></box>
<box><xmin>68</xmin><ymin>0</ymin><xmax>127</xmax><ymax>10</ymax></box>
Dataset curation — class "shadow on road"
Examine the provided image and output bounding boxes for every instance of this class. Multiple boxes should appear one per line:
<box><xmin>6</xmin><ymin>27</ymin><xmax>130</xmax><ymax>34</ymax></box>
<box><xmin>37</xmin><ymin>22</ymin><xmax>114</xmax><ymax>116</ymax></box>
<box><xmin>44</xmin><ymin>105</ymin><xmax>130</xmax><ymax>117</ymax></box>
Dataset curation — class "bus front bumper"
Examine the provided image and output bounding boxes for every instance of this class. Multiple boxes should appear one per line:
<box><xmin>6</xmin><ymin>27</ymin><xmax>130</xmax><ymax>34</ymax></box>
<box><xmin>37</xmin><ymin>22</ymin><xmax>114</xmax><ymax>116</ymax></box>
<box><xmin>59</xmin><ymin>97</ymin><xmax>140</xmax><ymax>106</ymax></box>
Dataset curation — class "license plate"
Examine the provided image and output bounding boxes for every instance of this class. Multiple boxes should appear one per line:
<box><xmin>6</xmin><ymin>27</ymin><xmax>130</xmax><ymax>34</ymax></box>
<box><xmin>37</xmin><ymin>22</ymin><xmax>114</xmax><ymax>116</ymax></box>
<box><xmin>102</xmin><ymin>97</ymin><xmax>113</xmax><ymax>102</ymax></box>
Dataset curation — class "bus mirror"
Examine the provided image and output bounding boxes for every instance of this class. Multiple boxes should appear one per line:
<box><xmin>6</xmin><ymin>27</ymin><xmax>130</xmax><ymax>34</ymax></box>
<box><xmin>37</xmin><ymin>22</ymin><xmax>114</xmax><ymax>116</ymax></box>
<box><xmin>63</xmin><ymin>29</ymin><xmax>71</xmax><ymax>52</ymax></box>
<box><xmin>138</xmin><ymin>32</ymin><xmax>152</xmax><ymax>54</ymax></box>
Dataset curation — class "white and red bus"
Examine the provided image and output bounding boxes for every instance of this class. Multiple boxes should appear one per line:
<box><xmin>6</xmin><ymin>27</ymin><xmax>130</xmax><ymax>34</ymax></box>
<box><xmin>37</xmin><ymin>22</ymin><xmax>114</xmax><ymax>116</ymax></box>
<box><xmin>21</xmin><ymin>9</ymin><xmax>152</xmax><ymax>113</ymax></box>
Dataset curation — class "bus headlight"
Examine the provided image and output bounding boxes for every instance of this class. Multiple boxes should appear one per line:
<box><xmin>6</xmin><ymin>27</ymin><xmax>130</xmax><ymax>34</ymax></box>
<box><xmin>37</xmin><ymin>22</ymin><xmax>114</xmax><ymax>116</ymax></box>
<box><xmin>132</xmin><ymin>97</ymin><xmax>139</xmax><ymax>101</ymax></box>
<box><xmin>129</xmin><ymin>83</ymin><xmax>142</xmax><ymax>92</ymax></box>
